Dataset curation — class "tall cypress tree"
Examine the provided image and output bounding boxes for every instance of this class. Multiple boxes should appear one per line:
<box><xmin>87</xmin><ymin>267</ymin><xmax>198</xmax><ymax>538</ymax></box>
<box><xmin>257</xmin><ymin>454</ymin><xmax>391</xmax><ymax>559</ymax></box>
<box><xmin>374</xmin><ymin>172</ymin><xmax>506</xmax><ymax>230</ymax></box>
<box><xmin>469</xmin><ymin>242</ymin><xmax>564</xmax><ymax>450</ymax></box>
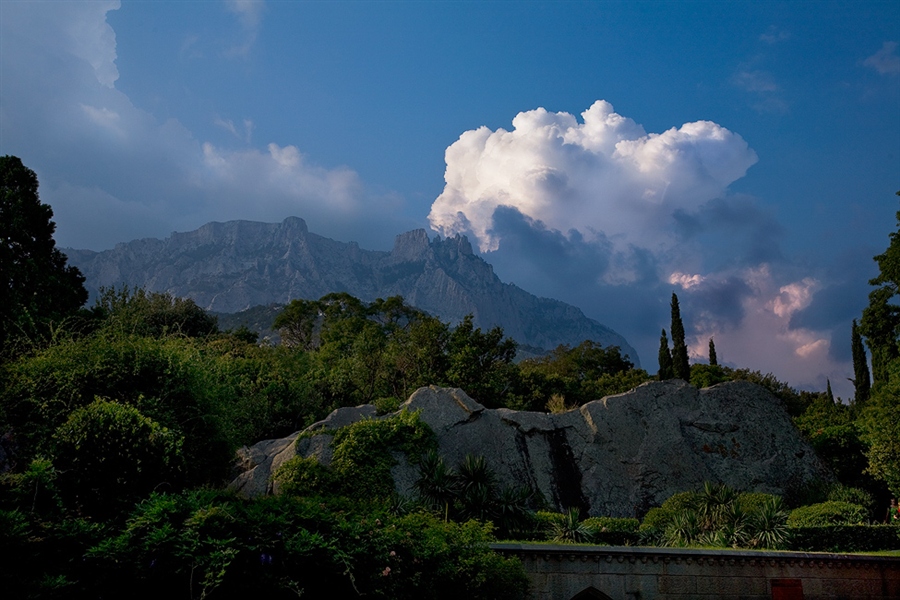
<box><xmin>658</xmin><ymin>329</ymin><xmax>673</xmax><ymax>380</ymax></box>
<box><xmin>708</xmin><ymin>338</ymin><xmax>718</xmax><ymax>367</ymax></box>
<box><xmin>851</xmin><ymin>319</ymin><xmax>871</xmax><ymax>404</ymax></box>
<box><xmin>670</xmin><ymin>293</ymin><xmax>690</xmax><ymax>380</ymax></box>
<box><xmin>825</xmin><ymin>379</ymin><xmax>835</xmax><ymax>404</ymax></box>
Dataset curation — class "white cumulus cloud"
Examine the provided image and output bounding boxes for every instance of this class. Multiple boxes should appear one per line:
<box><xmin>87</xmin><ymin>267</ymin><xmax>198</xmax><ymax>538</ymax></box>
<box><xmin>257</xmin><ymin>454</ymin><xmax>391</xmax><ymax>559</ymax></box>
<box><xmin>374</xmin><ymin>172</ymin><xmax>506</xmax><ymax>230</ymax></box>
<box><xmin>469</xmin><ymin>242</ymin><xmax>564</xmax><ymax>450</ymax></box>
<box><xmin>428</xmin><ymin>100</ymin><xmax>757</xmax><ymax>253</ymax></box>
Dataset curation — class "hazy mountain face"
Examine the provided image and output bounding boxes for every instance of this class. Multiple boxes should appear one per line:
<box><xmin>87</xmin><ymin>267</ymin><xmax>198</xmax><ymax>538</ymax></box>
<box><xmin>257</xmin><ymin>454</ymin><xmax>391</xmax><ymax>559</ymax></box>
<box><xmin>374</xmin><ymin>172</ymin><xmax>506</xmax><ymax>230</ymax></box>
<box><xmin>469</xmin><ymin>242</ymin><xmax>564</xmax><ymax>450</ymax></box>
<box><xmin>65</xmin><ymin>217</ymin><xmax>639</xmax><ymax>365</ymax></box>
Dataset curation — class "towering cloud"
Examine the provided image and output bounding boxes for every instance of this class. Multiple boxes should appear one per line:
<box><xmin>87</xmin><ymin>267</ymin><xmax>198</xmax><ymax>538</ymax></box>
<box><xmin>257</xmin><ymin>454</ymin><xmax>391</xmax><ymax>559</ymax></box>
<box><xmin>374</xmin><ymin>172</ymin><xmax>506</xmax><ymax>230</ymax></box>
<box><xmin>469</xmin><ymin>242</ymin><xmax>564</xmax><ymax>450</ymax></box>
<box><xmin>428</xmin><ymin>101</ymin><xmax>758</xmax><ymax>253</ymax></box>
<box><xmin>429</xmin><ymin>102</ymin><xmax>860</xmax><ymax>397</ymax></box>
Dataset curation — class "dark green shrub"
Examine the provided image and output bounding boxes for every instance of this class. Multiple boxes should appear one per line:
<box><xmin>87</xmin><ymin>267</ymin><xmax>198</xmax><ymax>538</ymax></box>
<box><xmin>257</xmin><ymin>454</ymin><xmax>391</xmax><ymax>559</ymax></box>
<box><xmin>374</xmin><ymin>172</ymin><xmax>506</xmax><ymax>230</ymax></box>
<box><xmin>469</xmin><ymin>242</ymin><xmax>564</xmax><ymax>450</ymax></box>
<box><xmin>52</xmin><ymin>399</ymin><xmax>184</xmax><ymax>515</ymax></box>
<box><xmin>309</xmin><ymin>410</ymin><xmax>435</xmax><ymax>500</ymax></box>
<box><xmin>95</xmin><ymin>287</ymin><xmax>218</xmax><ymax>339</ymax></box>
<box><xmin>689</xmin><ymin>364</ymin><xmax>731</xmax><ymax>388</ymax></box>
<box><xmin>737</xmin><ymin>492</ymin><xmax>781</xmax><ymax>514</ymax></box>
<box><xmin>582</xmin><ymin>517</ymin><xmax>640</xmax><ymax>545</ymax></box>
<box><xmin>493</xmin><ymin>485</ymin><xmax>534</xmax><ymax>539</ymax></box>
<box><xmin>374</xmin><ymin>396</ymin><xmax>402</xmax><ymax>415</ymax></box>
<box><xmin>1</xmin><ymin>334</ymin><xmax>230</xmax><ymax>482</ymax></box>
<box><xmin>582</xmin><ymin>516</ymin><xmax>639</xmax><ymax>533</ymax></box>
<box><xmin>748</xmin><ymin>497</ymin><xmax>791</xmax><ymax>550</ymax></box>
<box><xmin>787</xmin><ymin>501</ymin><xmax>868</xmax><ymax>527</ymax></box>
<box><xmin>638</xmin><ymin>490</ymin><xmax>700</xmax><ymax>543</ymax></box>
<box><xmin>81</xmin><ymin>491</ymin><xmax>528</xmax><ymax>600</ymax></box>
<box><xmin>272</xmin><ymin>456</ymin><xmax>337</xmax><ymax>497</ymax></box>
<box><xmin>789</xmin><ymin>525</ymin><xmax>900</xmax><ymax>552</ymax></box>
<box><xmin>827</xmin><ymin>485</ymin><xmax>876</xmax><ymax>517</ymax></box>
<box><xmin>520</xmin><ymin>511</ymin><xmax>565</xmax><ymax>541</ymax></box>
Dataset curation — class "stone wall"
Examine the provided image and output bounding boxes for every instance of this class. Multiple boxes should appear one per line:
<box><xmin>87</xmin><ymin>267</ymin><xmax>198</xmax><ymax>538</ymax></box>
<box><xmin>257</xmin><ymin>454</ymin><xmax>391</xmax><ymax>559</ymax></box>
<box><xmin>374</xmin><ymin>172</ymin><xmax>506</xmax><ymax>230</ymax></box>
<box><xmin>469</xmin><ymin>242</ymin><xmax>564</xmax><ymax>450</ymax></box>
<box><xmin>491</xmin><ymin>544</ymin><xmax>900</xmax><ymax>600</ymax></box>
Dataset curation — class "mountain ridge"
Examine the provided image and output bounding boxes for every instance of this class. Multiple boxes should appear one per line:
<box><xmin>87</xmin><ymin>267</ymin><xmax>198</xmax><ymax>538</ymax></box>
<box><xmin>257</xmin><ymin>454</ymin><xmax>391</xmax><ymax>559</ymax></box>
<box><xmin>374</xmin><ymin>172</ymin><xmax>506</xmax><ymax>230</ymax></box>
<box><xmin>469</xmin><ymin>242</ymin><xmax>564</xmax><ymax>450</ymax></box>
<box><xmin>65</xmin><ymin>217</ymin><xmax>639</xmax><ymax>364</ymax></box>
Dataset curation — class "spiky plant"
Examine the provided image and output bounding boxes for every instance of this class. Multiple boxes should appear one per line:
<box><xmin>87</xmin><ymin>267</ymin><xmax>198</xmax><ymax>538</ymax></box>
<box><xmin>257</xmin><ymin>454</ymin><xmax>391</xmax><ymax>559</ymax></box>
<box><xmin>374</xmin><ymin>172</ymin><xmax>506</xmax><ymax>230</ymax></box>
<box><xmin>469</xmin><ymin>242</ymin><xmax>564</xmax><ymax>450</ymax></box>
<box><xmin>550</xmin><ymin>508</ymin><xmax>595</xmax><ymax>544</ymax></box>
<box><xmin>494</xmin><ymin>486</ymin><xmax>533</xmax><ymax>538</ymax></box>
<box><xmin>749</xmin><ymin>496</ymin><xmax>790</xmax><ymax>549</ymax></box>
<box><xmin>696</xmin><ymin>482</ymin><xmax>740</xmax><ymax>529</ymax></box>
<box><xmin>664</xmin><ymin>509</ymin><xmax>700</xmax><ymax>547</ymax></box>
<box><xmin>718</xmin><ymin>502</ymin><xmax>750</xmax><ymax>548</ymax></box>
<box><xmin>414</xmin><ymin>450</ymin><xmax>459</xmax><ymax>521</ymax></box>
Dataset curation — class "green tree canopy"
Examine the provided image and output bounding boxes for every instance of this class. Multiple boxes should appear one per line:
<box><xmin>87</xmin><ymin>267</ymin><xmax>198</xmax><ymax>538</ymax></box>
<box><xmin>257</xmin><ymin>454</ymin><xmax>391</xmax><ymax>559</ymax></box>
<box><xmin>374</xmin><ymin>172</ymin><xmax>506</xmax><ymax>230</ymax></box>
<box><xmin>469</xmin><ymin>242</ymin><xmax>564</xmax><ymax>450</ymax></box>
<box><xmin>1</xmin><ymin>155</ymin><xmax>87</xmax><ymax>350</ymax></box>
<box><xmin>95</xmin><ymin>286</ymin><xmax>218</xmax><ymax>338</ymax></box>
<box><xmin>860</xmin><ymin>192</ymin><xmax>900</xmax><ymax>386</ymax></box>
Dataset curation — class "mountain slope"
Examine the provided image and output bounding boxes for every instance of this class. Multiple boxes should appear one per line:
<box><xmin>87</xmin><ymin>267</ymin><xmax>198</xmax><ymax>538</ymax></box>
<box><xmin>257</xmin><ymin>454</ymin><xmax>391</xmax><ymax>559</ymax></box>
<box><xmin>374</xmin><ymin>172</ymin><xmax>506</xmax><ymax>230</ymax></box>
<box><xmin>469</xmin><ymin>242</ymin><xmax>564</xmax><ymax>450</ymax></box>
<box><xmin>65</xmin><ymin>217</ymin><xmax>639</xmax><ymax>364</ymax></box>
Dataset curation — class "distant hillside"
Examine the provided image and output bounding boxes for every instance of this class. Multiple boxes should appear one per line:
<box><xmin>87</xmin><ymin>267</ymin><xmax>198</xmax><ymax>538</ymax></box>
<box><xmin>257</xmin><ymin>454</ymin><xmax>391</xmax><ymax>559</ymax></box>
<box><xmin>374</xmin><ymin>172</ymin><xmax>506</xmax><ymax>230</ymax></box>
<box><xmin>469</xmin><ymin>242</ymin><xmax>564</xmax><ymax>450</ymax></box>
<box><xmin>65</xmin><ymin>217</ymin><xmax>639</xmax><ymax>364</ymax></box>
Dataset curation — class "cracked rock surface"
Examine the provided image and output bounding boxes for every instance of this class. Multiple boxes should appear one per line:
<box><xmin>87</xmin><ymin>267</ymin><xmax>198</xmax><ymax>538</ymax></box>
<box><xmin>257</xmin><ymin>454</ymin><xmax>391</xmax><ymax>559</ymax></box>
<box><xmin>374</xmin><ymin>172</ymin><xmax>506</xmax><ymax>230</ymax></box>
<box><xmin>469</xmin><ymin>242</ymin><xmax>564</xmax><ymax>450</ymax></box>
<box><xmin>229</xmin><ymin>380</ymin><xmax>830</xmax><ymax>517</ymax></box>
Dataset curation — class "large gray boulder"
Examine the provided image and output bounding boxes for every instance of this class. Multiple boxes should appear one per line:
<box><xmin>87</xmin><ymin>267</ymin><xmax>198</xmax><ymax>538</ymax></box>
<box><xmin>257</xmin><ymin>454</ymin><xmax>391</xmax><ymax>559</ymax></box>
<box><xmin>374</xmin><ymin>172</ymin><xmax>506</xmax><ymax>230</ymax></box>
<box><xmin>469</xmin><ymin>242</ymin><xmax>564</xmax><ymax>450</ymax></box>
<box><xmin>229</xmin><ymin>380</ymin><xmax>830</xmax><ymax>517</ymax></box>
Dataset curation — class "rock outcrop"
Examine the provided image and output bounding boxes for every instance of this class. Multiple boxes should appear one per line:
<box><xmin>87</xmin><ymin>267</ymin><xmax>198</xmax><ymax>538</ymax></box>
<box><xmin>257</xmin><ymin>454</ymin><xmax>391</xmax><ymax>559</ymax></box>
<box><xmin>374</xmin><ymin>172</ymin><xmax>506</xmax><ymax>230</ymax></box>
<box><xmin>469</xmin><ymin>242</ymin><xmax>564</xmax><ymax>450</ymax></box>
<box><xmin>229</xmin><ymin>380</ymin><xmax>830</xmax><ymax>517</ymax></box>
<box><xmin>64</xmin><ymin>217</ymin><xmax>638</xmax><ymax>362</ymax></box>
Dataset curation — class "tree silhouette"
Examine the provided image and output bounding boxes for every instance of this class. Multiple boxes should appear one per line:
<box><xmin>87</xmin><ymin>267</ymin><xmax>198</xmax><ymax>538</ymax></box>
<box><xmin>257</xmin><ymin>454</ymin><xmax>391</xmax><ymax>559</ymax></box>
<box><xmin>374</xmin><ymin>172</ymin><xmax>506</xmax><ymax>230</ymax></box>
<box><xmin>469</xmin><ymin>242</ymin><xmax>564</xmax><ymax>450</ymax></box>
<box><xmin>850</xmin><ymin>319</ymin><xmax>870</xmax><ymax>404</ymax></box>
<box><xmin>670</xmin><ymin>293</ymin><xmax>690</xmax><ymax>380</ymax></box>
<box><xmin>1</xmin><ymin>155</ymin><xmax>87</xmax><ymax>348</ymax></box>
<box><xmin>658</xmin><ymin>329</ymin><xmax>673</xmax><ymax>380</ymax></box>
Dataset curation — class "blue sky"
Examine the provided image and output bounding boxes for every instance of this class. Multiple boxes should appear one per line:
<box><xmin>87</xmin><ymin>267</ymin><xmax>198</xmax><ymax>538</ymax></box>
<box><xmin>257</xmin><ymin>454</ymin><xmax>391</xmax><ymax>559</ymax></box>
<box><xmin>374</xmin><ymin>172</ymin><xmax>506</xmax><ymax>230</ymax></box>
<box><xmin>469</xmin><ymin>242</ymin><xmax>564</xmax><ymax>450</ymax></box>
<box><xmin>1</xmin><ymin>1</ymin><xmax>898</xmax><ymax>397</ymax></box>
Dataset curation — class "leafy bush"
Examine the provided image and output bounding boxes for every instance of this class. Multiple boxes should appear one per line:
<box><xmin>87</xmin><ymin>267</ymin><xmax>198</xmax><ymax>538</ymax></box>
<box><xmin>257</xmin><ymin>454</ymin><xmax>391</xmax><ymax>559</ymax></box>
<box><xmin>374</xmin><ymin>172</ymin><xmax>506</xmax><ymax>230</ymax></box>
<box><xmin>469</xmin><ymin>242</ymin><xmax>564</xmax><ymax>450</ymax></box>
<box><xmin>689</xmin><ymin>364</ymin><xmax>731</xmax><ymax>389</ymax></box>
<box><xmin>582</xmin><ymin>516</ymin><xmax>640</xmax><ymax>533</ymax></box>
<box><xmin>272</xmin><ymin>456</ymin><xmax>337</xmax><ymax>497</ymax></box>
<box><xmin>787</xmin><ymin>501</ymin><xmax>868</xmax><ymax>527</ymax></box>
<box><xmin>52</xmin><ymin>399</ymin><xmax>184</xmax><ymax>515</ymax></box>
<box><xmin>789</xmin><ymin>525</ymin><xmax>900</xmax><ymax>552</ymax></box>
<box><xmin>330</xmin><ymin>410</ymin><xmax>435</xmax><ymax>499</ymax></box>
<box><xmin>1</xmin><ymin>333</ymin><xmax>229</xmax><ymax>481</ymax></box>
<box><xmin>827</xmin><ymin>485</ymin><xmax>876</xmax><ymax>517</ymax></box>
<box><xmin>524</xmin><ymin>511</ymin><xmax>565</xmax><ymax>540</ymax></box>
<box><xmin>737</xmin><ymin>492</ymin><xmax>782</xmax><ymax>514</ymax></box>
<box><xmin>582</xmin><ymin>516</ymin><xmax>640</xmax><ymax>545</ymax></box>
<box><xmin>79</xmin><ymin>491</ymin><xmax>528</xmax><ymax>600</ymax></box>
<box><xmin>95</xmin><ymin>286</ymin><xmax>218</xmax><ymax>339</ymax></box>
<box><xmin>276</xmin><ymin>410</ymin><xmax>436</xmax><ymax>502</ymax></box>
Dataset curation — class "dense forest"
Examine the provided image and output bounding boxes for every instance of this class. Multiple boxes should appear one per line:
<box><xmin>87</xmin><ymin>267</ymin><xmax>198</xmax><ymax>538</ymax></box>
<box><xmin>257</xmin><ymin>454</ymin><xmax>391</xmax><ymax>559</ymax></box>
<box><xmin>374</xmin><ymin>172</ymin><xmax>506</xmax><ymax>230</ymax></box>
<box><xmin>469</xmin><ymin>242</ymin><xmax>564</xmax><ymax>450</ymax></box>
<box><xmin>2</xmin><ymin>155</ymin><xmax>898</xmax><ymax>597</ymax></box>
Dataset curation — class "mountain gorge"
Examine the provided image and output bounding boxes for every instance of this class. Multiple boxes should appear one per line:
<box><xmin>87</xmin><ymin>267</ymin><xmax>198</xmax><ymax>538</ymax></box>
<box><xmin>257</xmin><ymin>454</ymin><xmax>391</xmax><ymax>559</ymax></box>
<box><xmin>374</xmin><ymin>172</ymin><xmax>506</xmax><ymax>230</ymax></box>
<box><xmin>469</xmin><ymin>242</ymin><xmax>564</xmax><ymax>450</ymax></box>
<box><xmin>65</xmin><ymin>217</ymin><xmax>638</xmax><ymax>363</ymax></box>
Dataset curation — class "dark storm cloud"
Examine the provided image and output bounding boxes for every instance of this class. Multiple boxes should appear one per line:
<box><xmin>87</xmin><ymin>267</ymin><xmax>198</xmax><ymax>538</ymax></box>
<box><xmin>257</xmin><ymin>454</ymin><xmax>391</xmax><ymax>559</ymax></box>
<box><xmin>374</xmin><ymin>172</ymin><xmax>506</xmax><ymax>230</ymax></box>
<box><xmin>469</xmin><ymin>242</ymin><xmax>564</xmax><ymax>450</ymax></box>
<box><xmin>673</xmin><ymin>196</ymin><xmax>784</xmax><ymax>268</ymax></box>
<box><xmin>683</xmin><ymin>276</ymin><xmax>754</xmax><ymax>329</ymax></box>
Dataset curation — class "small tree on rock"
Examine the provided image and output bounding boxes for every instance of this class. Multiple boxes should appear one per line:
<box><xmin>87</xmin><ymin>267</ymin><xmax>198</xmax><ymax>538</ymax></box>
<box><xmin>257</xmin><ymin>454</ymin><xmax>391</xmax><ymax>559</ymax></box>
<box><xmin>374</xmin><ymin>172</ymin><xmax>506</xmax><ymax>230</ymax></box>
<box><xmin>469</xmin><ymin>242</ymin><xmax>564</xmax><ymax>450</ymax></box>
<box><xmin>658</xmin><ymin>329</ymin><xmax>674</xmax><ymax>380</ymax></box>
<box><xmin>670</xmin><ymin>293</ymin><xmax>690</xmax><ymax>380</ymax></box>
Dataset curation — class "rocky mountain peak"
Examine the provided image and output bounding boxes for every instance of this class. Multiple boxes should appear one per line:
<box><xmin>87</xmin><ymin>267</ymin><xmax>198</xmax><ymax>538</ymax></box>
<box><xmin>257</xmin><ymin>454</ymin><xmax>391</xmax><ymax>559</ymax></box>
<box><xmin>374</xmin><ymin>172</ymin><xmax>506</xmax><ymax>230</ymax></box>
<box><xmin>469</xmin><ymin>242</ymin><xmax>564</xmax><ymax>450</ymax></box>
<box><xmin>391</xmin><ymin>229</ymin><xmax>431</xmax><ymax>262</ymax></box>
<box><xmin>64</xmin><ymin>217</ymin><xmax>639</xmax><ymax>362</ymax></box>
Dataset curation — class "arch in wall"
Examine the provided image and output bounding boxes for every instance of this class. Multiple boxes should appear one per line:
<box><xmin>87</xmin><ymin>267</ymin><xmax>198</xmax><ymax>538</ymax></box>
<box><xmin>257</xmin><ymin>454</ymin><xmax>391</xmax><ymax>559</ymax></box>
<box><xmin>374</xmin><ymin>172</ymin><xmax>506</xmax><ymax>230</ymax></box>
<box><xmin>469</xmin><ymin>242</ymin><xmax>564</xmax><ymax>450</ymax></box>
<box><xmin>571</xmin><ymin>587</ymin><xmax>613</xmax><ymax>600</ymax></box>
